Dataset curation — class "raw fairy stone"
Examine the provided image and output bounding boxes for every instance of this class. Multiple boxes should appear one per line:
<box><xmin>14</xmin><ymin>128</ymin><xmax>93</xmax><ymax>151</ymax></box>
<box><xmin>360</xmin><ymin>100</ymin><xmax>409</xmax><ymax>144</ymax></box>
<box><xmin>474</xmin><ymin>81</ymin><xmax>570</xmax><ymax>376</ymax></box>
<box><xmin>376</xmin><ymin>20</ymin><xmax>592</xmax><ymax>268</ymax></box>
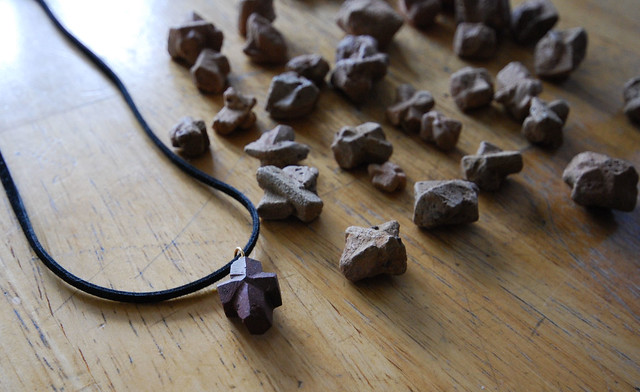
<box><xmin>461</xmin><ymin>141</ymin><xmax>523</xmax><ymax>191</ymax></box>
<box><xmin>413</xmin><ymin>180</ymin><xmax>479</xmax><ymax>228</ymax></box>
<box><xmin>244</xmin><ymin>125</ymin><xmax>310</xmax><ymax>167</ymax></box>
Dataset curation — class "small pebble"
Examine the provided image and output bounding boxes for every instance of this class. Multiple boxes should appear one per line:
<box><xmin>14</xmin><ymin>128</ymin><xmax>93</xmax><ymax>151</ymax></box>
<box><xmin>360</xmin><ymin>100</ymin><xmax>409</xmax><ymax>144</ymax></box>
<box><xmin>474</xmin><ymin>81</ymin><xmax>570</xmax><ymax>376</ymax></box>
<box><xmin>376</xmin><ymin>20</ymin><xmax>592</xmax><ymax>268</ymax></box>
<box><xmin>453</xmin><ymin>23</ymin><xmax>497</xmax><ymax>60</ymax></box>
<box><xmin>339</xmin><ymin>220</ymin><xmax>407</xmax><ymax>282</ymax></box>
<box><xmin>455</xmin><ymin>0</ymin><xmax>511</xmax><ymax>31</ymax></box>
<box><xmin>189</xmin><ymin>49</ymin><xmax>230</xmax><ymax>94</ymax></box>
<box><xmin>450</xmin><ymin>66</ymin><xmax>494</xmax><ymax>111</ymax></box>
<box><xmin>511</xmin><ymin>0</ymin><xmax>559</xmax><ymax>45</ymax></box>
<box><xmin>336</xmin><ymin>0</ymin><xmax>404</xmax><ymax>48</ymax></box>
<box><xmin>563</xmin><ymin>151</ymin><xmax>638</xmax><ymax>211</ymax></box>
<box><xmin>238</xmin><ymin>0</ymin><xmax>275</xmax><ymax>37</ymax></box>
<box><xmin>399</xmin><ymin>0</ymin><xmax>442</xmax><ymax>29</ymax></box>
<box><xmin>212</xmin><ymin>87</ymin><xmax>257</xmax><ymax>135</ymax></box>
<box><xmin>256</xmin><ymin>165</ymin><xmax>324</xmax><ymax>222</ymax></box>
<box><xmin>461</xmin><ymin>141</ymin><xmax>523</xmax><ymax>191</ymax></box>
<box><xmin>285</xmin><ymin>54</ymin><xmax>331</xmax><ymax>86</ymax></box>
<box><xmin>169</xmin><ymin>116</ymin><xmax>210</xmax><ymax>158</ymax></box>
<box><xmin>623</xmin><ymin>76</ymin><xmax>640</xmax><ymax>124</ymax></box>
<box><xmin>168</xmin><ymin>13</ymin><xmax>224</xmax><ymax>66</ymax></box>
<box><xmin>522</xmin><ymin>97</ymin><xmax>568</xmax><ymax>147</ymax></box>
<box><xmin>494</xmin><ymin>62</ymin><xmax>543</xmax><ymax>122</ymax></box>
<box><xmin>413</xmin><ymin>180</ymin><xmax>479</xmax><ymax>228</ymax></box>
<box><xmin>244</xmin><ymin>125</ymin><xmax>310</xmax><ymax>167</ymax></box>
<box><xmin>534</xmin><ymin>27</ymin><xmax>587</xmax><ymax>80</ymax></box>
<box><xmin>265</xmin><ymin>72</ymin><xmax>320</xmax><ymax>119</ymax></box>
<box><xmin>386</xmin><ymin>84</ymin><xmax>435</xmax><ymax>133</ymax></box>
<box><xmin>368</xmin><ymin>162</ymin><xmax>407</xmax><ymax>192</ymax></box>
<box><xmin>243</xmin><ymin>13</ymin><xmax>287</xmax><ymax>64</ymax></box>
<box><xmin>331</xmin><ymin>122</ymin><xmax>393</xmax><ymax>169</ymax></box>
<box><xmin>217</xmin><ymin>256</ymin><xmax>282</xmax><ymax>335</ymax></box>
<box><xmin>419</xmin><ymin>110</ymin><xmax>462</xmax><ymax>151</ymax></box>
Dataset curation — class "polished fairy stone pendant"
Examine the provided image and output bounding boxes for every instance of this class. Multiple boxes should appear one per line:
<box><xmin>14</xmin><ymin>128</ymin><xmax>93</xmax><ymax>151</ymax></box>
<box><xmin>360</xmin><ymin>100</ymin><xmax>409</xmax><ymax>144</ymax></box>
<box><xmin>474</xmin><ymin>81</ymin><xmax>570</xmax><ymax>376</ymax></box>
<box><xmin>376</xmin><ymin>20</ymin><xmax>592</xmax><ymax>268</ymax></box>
<box><xmin>217</xmin><ymin>254</ymin><xmax>282</xmax><ymax>334</ymax></box>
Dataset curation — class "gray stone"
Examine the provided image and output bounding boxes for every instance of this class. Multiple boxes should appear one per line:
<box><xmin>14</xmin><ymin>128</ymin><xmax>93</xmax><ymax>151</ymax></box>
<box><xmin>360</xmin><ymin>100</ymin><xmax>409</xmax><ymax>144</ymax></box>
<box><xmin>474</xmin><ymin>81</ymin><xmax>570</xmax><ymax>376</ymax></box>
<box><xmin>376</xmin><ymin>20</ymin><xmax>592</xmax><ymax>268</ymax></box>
<box><xmin>244</xmin><ymin>125</ymin><xmax>310</xmax><ymax>167</ymax></box>
<box><xmin>461</xmin><ymin>141</ymin><xmax>523</xmax><ymax>191</ymax></box>
<box><xmin>212</xmin><ymin>87</ymin><xmax>257</xmax><ymax>135</ymax></box>
<box><xmin>450</xmin><ymin>67</ymin><xmax>494</xmax><ymax>111</ymax></box>
<box><xmin>331</xmin><ymin>122</ymin><xmax>393</xmax><ymax>169</ymax></box>
<box><xmin>521</xmin><ymin>97</ymin><xmax>567</xmax><ymax>147</ymax></box>
<box><xmin>169</xmin><ymin>116</ymin><xmax>210</xmax><ymax>158</ymax></box>
<box><xmin>419</xmin><ymin>110</ymin><xmax>462</xmax><ymax>151</ymax></box>
<box><xmin>168</xmin><ymin>13</ymin><xmax>224</xmax><ymax>66</ymax></box>
<box><xmin>386</xmin><ymin>84</ymin><xmax>435</xmax><ymax>133</ymax></box>
<box><xmin>336</xmin><ymin>0</ymin><xmax>404</xmax><ymax>48</ymax></box>
<box><xmin>243</xmin><ymin>13</ymin><xmax>287</xmax><ymax>64</ymax></box>
<box><xmin>563</xmin><ymin>152</ymin><xmax>638</xmax><ymax>211</ymax></box>
<box><xmin>368</xmin><ymin>162</ymin><xmax>407</xmax><ymax>192</ymax></box>
<box><xmin>399</xmin><ymin>0</ymin><xmax>441</xmax><ymax>29</ymax></box>
<box><xmin>534</xmin><ymin>27</ymin><xmax>588</xmax><ymax>80</ymax></box>
<box><xmin>339</xmin><ymin>220</ymin><xmax>407</xmax><ymax>282</ymax></box>
<box><xmin>265</xmin><ymin>72</ymin><xmax>320</xmax><ymax>119</ymax></box>
<box><xmin>285</xmin><ymin>54</ymin><xmax>330</xmax><ymax>86</ymax></box>
<box><xmin>256</xmin><ymin>165</ymin><xmax>323</xmax><ymax>222</ymax></box>
<box><xmin>238</xmin><ymin>0</ymin><xmax>275</xmax><ymax>37</ymax></box>
<box><xmin>189</xmin><ymin>49</ymin><xmax>230</xmax><ymax>94</ymax></box>
<box><xmin>511</xmin><ymin>0</ymin><xmax>559</xmax><ymax>45</ymax></box>
<box><xmin>623</xmin><ymin>76</ymin><xmax>640</xmax><ymax>124</ymax></box>
<box><xmin>413</xmin><ymin>180</ymin><xmax>479</xmax><ymax>228</ymax></box>
<box><xmin>453</xmin><ymin>23</ymin><xmax>497</xmax><ymax>60</ymax></box>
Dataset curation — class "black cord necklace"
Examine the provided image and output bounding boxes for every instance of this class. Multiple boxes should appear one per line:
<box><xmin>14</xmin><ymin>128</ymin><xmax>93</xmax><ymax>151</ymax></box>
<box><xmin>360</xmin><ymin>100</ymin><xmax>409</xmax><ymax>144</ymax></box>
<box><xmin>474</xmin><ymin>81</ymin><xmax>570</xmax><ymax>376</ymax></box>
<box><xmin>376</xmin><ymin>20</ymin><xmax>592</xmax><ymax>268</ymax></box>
<box><xmin>0</xmin><ymin>0</ymin><xmax>260</xmax><ymax>303</ymax></box>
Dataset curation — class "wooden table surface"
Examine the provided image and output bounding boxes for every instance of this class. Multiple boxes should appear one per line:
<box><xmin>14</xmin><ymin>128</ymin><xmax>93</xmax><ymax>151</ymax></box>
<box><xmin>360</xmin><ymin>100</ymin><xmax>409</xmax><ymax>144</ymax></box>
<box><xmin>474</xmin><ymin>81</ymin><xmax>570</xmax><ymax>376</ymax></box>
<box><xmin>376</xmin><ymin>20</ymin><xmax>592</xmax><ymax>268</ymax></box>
<box><xmin>1</xmin><ymin>0</ymin><xmax>639</xmax><ymax>390</ymax></box>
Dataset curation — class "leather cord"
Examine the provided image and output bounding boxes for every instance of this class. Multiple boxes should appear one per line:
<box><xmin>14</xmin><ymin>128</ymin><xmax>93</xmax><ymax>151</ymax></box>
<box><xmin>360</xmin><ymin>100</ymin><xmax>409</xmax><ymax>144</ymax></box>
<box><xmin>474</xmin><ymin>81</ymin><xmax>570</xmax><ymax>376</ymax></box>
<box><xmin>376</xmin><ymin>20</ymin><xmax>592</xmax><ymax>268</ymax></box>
<box><xmin>0</xmin><ymin>0</ymin><xmax>260</xmax><ymax>303</ymax></box>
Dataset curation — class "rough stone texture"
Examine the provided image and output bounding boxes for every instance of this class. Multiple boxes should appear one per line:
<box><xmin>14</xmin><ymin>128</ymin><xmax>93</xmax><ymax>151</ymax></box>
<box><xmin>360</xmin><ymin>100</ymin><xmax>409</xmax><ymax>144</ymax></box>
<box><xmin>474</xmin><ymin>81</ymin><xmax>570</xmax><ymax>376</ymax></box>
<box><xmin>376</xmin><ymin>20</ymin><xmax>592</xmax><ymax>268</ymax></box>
<box><xmin>244</xmin><ymin>125</ymin><xmax>310</xmax><ymax>167</ymax></box>
<box><xmin>562</xmin><ymin>152</ymin><xmax>638</xmax><ymax>211</ymax></box>
<box><xmin>450</xmin><ymin>67</ymin><xmax>494</xmax><ymax>111</ymax></box>
<box><xmin>399</xmin><ymin>0</ymin><xmax>442</xmax><ymax>29</ymax></box>
<box><xmin>413</xmin><ymin>180</ymin><xmax>479</xmax><ymax>228</ymax></box>
<box><xmin>238</xmin><ymin>0</ymin><xmax>275</xmax><ymax>37</ymax></box>
<box><xmin>453</xmin><ymin>23</ymin><xmax>497</xmax><ymax>60</ymax></box>
<box><xmin>522</xmin><ymin>97</ymin><xmax>568</xmax><ymax>147</ymax></box>
<box><xmin>461</xmin><ymin>141</ymin><xmax>523</xmax><ymax>191</ymax></box>
<box><xmin>256</xmin><ymin>165</ymin><xmax>323</xmax><ymax>222</ymax></box>
<box><xmin>331</xmin><ymin>122</ymin><xmax>393</xmax><ymax>169</ymax></box>
<box><xmin>265</xmin><ymin>72</ymin><xmax>320</xmax><ymax>119</ymax></box>
<box><xmin>243</xmin><ymin>13</ymin><xmax>287</xmax><ymax>64</ymax></box>
<box><xmin>368</xmin><ymin>162</ymin><xmax>407</xmax><ymax>192</ymax></box>
<box><xmin>336</xmin><ymin>0</ymin><xmax>404</xmax><ymax>48</ymax></box>
<box><xmin>330</xmin><ymin>35</ymin><xmax>389</xmax><ymax>103</ymax></box>
<box><xmin>534</xmin><ymin>27</ymin><xmax>588</xmax><ymax>80</ymax></box>
<box><xmin>623</xmin><ymin>76</ymin><xmax>640</xmax><ymax>124</ymax></box>
<box><xmin>285</xmin><ymin>54</ymin><xmax>331</xmax><ymax>86</ymax></box>
<box><xmin>212</xmin><ymin>87</ymin><xmax>257</xmax><ymax>135</ymax></box>
<box><xmin>339</xmin><ymin>221</ymin><xmax>408</xmax><ymax>282</ymax></box>
<box><xmin>386</xmin><ymin>84</ymin><xmax>435</xmax><ymax>133</ymax></box>
<box><xmin>455</xmin><ymin>0</ymin><xmax>511</xmax><ymax>31</ymax></box>
<box><xmin>189</xmin><ymin>49</ymin><xmax>230</xmax><ymax>94</ymax></box>
<box><xmin>511</xmin><ymin>0</ymin><xmax>559</xmax><ymax>45</ymax></box>
<box><xmin>169</xmin><ymin>116</ymin><xmax>210</xmax><ymax>158</ymax></box>
<box><xmin>217</xmin><ymin>257</ymin><xmax>282</xmax><ymax>335</ymax></box>
<box><xmin>168</xmin><ymin>14</ymin><xmax>224</xmax><ymax>66</ymax></box>
<box><xmin>419</xmin><ymin>110</ymin><xmax>462</xmax><ymax>151</ymax></box>
<box><xmin>494</xmin><ymin>62</ymin><xmax>543</xmax><ymax>122</ymax></box>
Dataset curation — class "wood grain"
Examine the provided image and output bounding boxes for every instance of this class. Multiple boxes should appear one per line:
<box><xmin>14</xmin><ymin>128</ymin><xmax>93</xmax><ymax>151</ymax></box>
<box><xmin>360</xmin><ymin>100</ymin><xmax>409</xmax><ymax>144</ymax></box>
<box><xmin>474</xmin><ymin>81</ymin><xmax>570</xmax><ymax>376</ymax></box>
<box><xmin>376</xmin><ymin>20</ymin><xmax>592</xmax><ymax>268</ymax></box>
<box><xmin>1</xmin><ymin>0</ymin><xmax>638</xmax><ymax>390</ymax></box>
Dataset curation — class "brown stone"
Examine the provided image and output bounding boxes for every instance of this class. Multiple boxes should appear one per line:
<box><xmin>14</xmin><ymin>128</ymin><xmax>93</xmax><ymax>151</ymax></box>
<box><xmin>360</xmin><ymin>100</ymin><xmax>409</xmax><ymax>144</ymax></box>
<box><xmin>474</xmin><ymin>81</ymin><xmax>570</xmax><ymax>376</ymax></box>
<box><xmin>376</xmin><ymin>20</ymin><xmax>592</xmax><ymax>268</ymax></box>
<box><xmin>386</xmin><ymin>84</ymin><xmax>435</xmax><ymax>133</ymax></box>
<box><xmin>331</xmin><ymin>122</ymin><xmax>393</xmax><ymax>169</ymax></box>
<box><xmin>413</xmin><ymin>180</ymin><xmax>479</xmax><ymax>228</ymax></box>
<box><xmin>494</xmin><ymin>62</ymin><xmax>543</xmax><ymax>122</ymax></box>
<box><xmin>169</xmin><ymin>116</ymin><xmax>210</xmax><ymax>158</ymax></box>
<box><xmin>336</xmin><ymin>0</ymin><xmax>404</xmax><ymax>48</ymax></box>
<box><xmin>330</xmin><ymin>35</ymin><xmax>389</xmax><ymax>103</ymax></box>
<box><xmin>419</xmin><ymin>110</ymin><xmax>462</xmax><ymax>151</ymax></box>
<box><xmin>265</xmin><ymin>72</ymin><xmax>320</xmax><ymax>119</ymax></box>
<box><xmin>534</xmin><ymin>27</ymin><xmax>588</xmax><ymax>80</ymax></box>
<box><xmin>455</xmin><ymin>0</ymin><xmax>511</xmax><ymax>31</ymax></box>
<box><xmin>511</xmin><ymin>0</ymin><xmax>559</xmax><ymax>45</ymax></box>
<box><xmin>368</xmin><ymin>162</ymin><xmax>407</xmax><ymax>192</ymax></box>
<box><xmin>256</xmin><ymin>165</ymin><xmax>324</xmax><ymax>222</ymax></box>
<box><xmin>189</xmin><ymin>49</ymin><xmax>230</xmax><ymax>94</ymax></box>
<box><xmin>623</xmin><ymin>76</ymin><xmax>640</xmax><ymax>124</ymax></box>
<box><xmin>521</xmin><ymin>97</ymin><xmax>568</xmax><ymax>147</ymax></box>
<box><xmin>244</xmin><ymin>125</ymin><xmax>310</xmax><ymax>167</ymax></box>
<box><xmin>453</xmin><ymin>23</ymin><xmax>497</xmax><ymax>60</ymax></box>
<box><xmin>398</xmin><ymin>0</ymin><xmax>442</xmax><ymax>29</ymax></box>
<box><xmin>243</xmin><ymin>13</ymin><xmax>287</xmax><ymax>64</ymax></box>
<box><xmin>217</xmin><ymin>257</ymin><xmax>282</xmax><ymax>335</ymax></box>
<box><xmin>238</xmin><ymin>0</ymin><xmax>275</xmax><ymax>37</ymax></box>
<box><xmin>339</xmin><ymin>220</ymin><xmax>407</xmax><ymax>282</ymax></box>
<box><xmin>168</xmin><ymin>13</ymin><xmax>224</xmax><ymax>66</ymax></box>
<box><xmin>450</xmin><ymin>66</ymin><xmax>494</xmax><ymax>111</ymax></box>
<box><xmin>212</xmin><ymin>87</ymin><xmax>257</xmax><ymax>135</ymax></box>
<box><xmin>461</xmin><ymin>141</ymin><xmax>523</xmax><ymax>191</ymax></box>
<box><xmin>562</xmin><ymin>152</ymin><xmax>638</xmax><ymax>211</ymax></box>
<box><xmin>285</xmin><ymin>54</ymin><xmax>331</xmax><ymax>86</ymax></box>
